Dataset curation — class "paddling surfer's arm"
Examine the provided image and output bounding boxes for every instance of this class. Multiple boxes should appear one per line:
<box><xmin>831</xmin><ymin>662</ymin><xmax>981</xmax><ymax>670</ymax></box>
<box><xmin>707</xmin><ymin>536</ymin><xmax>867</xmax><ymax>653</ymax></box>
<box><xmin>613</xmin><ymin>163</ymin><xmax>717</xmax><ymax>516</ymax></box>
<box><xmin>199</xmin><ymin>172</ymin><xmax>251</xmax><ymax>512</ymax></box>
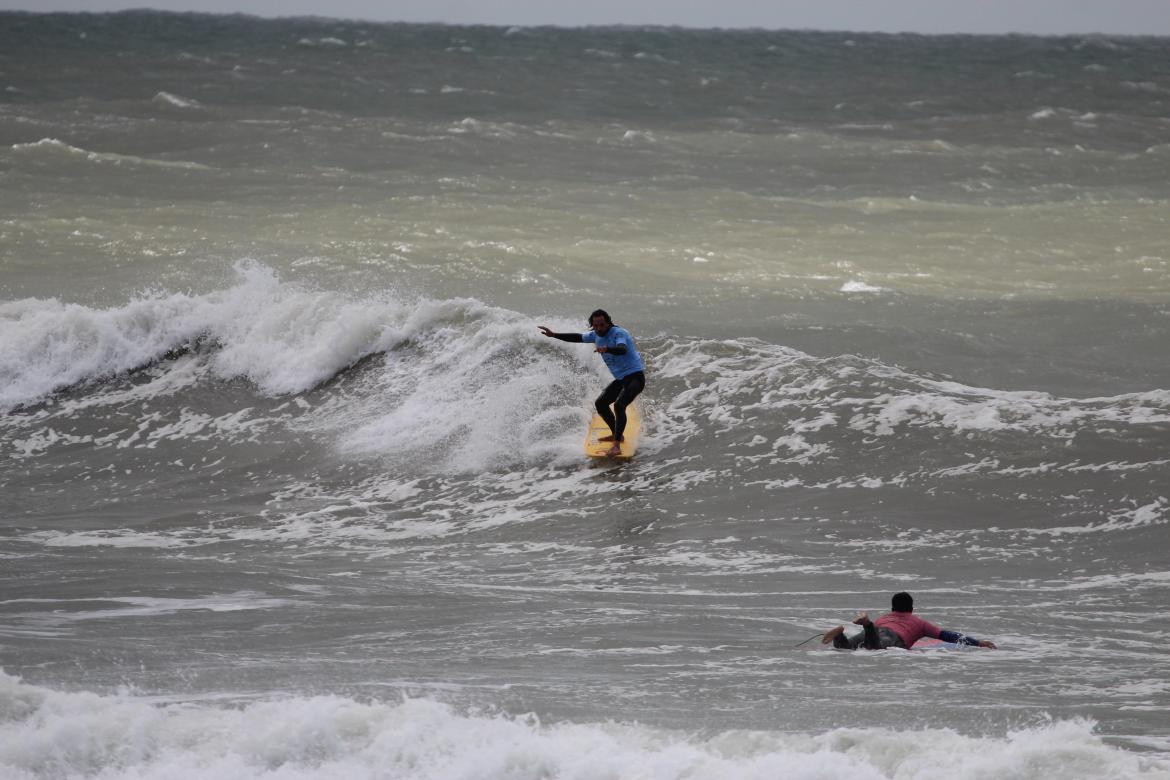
<box><xmin>938</xmin><ymin>630</ymin><xmax>996</xmax><ymax>649</ymax></box>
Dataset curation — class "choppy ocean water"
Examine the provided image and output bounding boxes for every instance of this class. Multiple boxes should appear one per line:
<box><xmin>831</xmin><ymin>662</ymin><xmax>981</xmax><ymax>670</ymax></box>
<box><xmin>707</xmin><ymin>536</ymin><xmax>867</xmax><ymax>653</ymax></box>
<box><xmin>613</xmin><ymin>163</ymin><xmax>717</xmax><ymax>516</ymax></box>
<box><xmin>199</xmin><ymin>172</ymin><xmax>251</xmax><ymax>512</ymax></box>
<box><xmin>1</xmin><ymin>11</ymin><xmax>1169</xmax><ymax>778</ymax></box>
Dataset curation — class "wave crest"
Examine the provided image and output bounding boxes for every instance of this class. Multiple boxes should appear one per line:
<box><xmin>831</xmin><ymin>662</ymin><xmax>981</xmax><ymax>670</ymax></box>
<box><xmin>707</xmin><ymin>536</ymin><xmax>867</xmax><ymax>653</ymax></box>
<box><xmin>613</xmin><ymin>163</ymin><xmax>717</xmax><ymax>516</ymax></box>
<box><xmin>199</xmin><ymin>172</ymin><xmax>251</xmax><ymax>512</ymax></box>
<box><xmin>0</xmin><ymin>262</ymin><xmax>466</xmax><ymax>411</ymax></box>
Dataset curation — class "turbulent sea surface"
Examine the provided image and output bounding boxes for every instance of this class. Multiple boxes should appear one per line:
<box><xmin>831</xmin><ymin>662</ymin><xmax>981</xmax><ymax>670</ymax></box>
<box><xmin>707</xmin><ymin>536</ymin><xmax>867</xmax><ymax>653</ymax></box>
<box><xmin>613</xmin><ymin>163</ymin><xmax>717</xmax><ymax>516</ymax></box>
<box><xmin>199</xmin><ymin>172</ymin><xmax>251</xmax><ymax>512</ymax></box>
<box><xmin>2</xmin><ymin>11</ymin><xmax>1169</xmax><ymax>778</ymax></box>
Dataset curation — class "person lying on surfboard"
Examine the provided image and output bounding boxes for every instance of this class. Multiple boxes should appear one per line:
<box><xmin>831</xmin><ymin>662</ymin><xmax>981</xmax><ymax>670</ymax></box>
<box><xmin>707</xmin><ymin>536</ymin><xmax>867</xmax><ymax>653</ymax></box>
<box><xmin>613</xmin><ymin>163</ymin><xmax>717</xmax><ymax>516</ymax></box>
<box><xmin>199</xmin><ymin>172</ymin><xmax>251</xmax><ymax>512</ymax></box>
<box><xmin>538</xmin><ymin>309</ymin><xmax>646</xmax><ymax>457</ymax></box>
<box><xmin>822</xmin><ymin>592</ymin><xmax>996</xmax><ymax>650</ymax></box>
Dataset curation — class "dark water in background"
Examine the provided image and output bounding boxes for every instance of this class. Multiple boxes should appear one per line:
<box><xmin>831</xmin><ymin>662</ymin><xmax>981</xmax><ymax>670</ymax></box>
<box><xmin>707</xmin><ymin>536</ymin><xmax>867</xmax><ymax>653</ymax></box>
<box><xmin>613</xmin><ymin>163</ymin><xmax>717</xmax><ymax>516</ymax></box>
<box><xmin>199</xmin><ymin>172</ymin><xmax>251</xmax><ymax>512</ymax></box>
<box><xmin>1</xmin><ymin>11</ymin><xmax>1168</xmax><ymax>778</ymax></box>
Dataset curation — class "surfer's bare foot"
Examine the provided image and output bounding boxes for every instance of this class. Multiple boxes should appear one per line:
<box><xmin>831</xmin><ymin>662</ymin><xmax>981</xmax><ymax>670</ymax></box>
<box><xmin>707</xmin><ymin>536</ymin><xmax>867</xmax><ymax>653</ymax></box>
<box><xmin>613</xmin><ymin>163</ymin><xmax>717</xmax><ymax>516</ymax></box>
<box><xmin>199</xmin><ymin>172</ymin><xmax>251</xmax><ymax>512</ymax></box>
<box><xmin>852</xmin><ymin>612</ymin><xmax>872</xmax><ymax>627</ymax></box>
<box><xmin>822</xmin><ymin>626</ymin><xmax>845</xmax><ymax>645</ymax></box>
<box><xmin>605</xmin><ymin>443</ymin><xmax>622</xmax><ymax>457</ymax></box>
<box><xmin>598</xmin><ymin>435</ymin><xmax>616</xmax><ymax>442</ymax></box>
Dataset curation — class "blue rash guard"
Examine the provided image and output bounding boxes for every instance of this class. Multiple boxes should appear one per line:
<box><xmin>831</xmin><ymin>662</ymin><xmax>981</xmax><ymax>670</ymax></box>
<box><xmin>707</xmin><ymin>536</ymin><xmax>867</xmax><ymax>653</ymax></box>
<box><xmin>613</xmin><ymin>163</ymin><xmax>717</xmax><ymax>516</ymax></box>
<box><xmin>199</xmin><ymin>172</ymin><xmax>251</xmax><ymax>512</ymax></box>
<box><xmin>582</xmin><ymin>326</ymin><xmax>644</xmax><ymax>380</ymax></box>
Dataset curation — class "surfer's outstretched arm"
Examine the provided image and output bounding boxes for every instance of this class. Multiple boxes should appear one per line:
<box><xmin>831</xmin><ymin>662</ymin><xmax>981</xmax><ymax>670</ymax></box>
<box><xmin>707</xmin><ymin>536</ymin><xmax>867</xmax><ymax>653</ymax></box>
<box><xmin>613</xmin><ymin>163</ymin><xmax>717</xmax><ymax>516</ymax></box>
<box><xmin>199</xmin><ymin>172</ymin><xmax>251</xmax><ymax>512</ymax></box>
<box><xmin>538</xmin><ymin>325</ymin><xmax>583</xmax><ymax>342</ymax></box>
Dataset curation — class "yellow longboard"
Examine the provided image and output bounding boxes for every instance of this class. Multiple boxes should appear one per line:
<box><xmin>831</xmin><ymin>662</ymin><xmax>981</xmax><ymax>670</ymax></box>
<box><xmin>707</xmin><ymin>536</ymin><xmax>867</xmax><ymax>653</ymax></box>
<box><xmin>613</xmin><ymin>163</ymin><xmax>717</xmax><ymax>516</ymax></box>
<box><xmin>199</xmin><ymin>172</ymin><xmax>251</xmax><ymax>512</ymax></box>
<box><xmin>584</xmin><ymin>403</ymin><xmax>641</xmax><ymax>460</ymax></box>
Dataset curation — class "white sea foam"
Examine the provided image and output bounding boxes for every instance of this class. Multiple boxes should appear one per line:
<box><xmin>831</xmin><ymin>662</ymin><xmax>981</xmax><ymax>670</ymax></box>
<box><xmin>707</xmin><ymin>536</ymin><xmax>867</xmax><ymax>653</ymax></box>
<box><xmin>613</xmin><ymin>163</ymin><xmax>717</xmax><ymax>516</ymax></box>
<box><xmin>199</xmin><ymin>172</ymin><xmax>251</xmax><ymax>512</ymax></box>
<box><xmin>652</xmin><ymin>338</ymin><xmax>1170</xmax><ymax>461</ymax></box>
<box><xmin>849</xmin><ymin>384</ymin><xmax>1170</xmax><ymax>437</ymax></box>
<box><xmin>1030</xmin><ymin>499</ymin><xmax>1168</xmax><ymax>537</ymax></box>
<box><xmin>840</xmin><ymin>280</ymin><xmax>885</xmax><ymax>293</ymax></box>
<box><xmin>10</xmin><ymin>137</ymin><xmax>209</xmax><ymax>169</ymax></box>
<box><xmin>0</xmin><ymin>673</ymin><xmax>1164</xmax><ymax>780</ymax></box>
<box><xmin>328</xmin><ymin>310</ymin><xmax>604</xmax><ymax>473</ymax></box>
<box><xmin>0</xmin><ymin>291</ymin><xmax>209</xmax><ymax>412</ymax></box>
<box><xmin>7</xmin><ymin>404</ymin><xmax>282</xmax><ymax>458</ymax></box>
<box><xmin>1121</xmin><ymin>81</ymin><xmax>1164</xmax><ymax>94</ymax></box>
<box><xmin>1038</xmin><ymin>570</ymin><xmax>1170</xmax><ymax>592</ymax></box>
<box><xmin>297</xmin><ymin>36</ymin><xmax>348</xmax><ymax>47</ymax></box>
<box><xmin>152</xmin><ymin>91</ymin><xmax>201</xmax><ymax>109</ymax></box>
<box><xmin>619</xmin><ymin>129</ymin><xmax>656</xmax><ymax>143</ymax></box>
<box><xmin>2</xmin><ymin>594</ymin><xmax>294</xmax><ymax>623</ymax></box>
<box><xmin>24</xmin><ymin>529</ymin><xmax>216</xmax><ymax>548</ymax></box>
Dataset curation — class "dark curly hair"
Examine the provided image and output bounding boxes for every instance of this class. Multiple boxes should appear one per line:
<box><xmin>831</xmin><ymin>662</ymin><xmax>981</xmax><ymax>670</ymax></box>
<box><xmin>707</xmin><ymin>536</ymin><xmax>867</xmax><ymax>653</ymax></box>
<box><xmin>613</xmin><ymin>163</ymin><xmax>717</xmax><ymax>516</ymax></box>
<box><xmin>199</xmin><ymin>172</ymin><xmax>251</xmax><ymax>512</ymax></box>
<box><xmin>589</xmin><ymin>309</ymin><xmax>614</xmax><ymax>328</ymax></box>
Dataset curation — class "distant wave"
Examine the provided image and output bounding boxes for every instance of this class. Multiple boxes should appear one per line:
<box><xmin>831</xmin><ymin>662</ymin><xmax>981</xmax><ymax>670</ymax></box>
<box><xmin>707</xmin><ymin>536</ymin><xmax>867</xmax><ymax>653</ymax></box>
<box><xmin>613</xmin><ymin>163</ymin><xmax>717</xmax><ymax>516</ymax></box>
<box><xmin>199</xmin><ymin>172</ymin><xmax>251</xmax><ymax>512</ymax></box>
<box><xmin>9</xmin><ymin>137</ymin><xmax>210</xmax><ymax>170</ymax></box>
<box><xmin>151</xmin><ymin>90</ymin><xmax>202</xmax><ymax>109</ymax></box>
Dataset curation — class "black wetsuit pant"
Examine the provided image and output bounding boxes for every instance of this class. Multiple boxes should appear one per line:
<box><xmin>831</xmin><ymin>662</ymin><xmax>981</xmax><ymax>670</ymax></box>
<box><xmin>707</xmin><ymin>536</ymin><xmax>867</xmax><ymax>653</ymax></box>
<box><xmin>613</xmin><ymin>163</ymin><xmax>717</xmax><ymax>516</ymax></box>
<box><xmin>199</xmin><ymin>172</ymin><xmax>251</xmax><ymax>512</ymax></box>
<box><xmin>595</xmin><ymin>371</ymin><xmax>645</xmax><ymax>442</ymax></box>
<box><xmin>832</xmin><ymin>624</ymin><xmax>906</xmax><ymax>651</ymax></box>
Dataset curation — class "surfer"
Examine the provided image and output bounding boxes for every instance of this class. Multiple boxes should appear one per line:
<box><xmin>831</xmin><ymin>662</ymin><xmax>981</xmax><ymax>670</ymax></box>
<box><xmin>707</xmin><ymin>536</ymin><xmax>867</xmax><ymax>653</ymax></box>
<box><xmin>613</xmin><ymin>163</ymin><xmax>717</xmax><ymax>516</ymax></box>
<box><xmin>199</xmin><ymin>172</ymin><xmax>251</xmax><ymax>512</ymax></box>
<box><xmin>821</xmin><ymin>592</ymin><xmax>997</xmax><ymax>650</ymax></box>
<box><xmin>538</xmin><ymin>309</ymin><xmax>646</xmax><ymax>457</ymax></box>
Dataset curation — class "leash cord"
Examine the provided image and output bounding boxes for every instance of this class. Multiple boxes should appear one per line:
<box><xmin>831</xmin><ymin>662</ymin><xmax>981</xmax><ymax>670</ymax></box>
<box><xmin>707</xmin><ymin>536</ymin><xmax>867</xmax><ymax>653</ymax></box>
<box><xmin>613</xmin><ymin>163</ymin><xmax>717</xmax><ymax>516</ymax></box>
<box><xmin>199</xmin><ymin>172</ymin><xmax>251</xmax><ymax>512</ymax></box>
<box><xmin>791</xmin><ymin>632</ymin><xmax>825</xmax><ymax>649</ymax></box>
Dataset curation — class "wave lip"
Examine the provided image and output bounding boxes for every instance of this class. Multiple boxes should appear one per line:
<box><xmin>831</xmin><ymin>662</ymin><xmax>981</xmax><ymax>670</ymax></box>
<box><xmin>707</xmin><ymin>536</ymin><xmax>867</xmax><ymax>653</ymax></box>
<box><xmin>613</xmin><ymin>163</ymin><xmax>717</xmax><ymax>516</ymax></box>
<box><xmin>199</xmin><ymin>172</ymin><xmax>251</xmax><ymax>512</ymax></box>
<box><xmin>0</xmin><ymin>293</ymin><xmax>206</xmax><ymax>412</ymax></box>
<box><xmin>0</xmin><ymin>262</ymin><xmax>410</xmax><ymax>412</ymax></box>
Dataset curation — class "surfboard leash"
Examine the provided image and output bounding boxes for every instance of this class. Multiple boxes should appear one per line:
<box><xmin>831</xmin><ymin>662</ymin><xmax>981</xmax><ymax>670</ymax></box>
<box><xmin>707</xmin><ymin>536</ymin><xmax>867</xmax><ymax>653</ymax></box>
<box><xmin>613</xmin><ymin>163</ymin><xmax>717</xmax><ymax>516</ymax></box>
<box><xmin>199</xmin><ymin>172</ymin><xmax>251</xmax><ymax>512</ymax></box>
<box><xmin>791</xmin><ymin>632</ymin><xmax>825</xmax><ymax>648</ymax></box>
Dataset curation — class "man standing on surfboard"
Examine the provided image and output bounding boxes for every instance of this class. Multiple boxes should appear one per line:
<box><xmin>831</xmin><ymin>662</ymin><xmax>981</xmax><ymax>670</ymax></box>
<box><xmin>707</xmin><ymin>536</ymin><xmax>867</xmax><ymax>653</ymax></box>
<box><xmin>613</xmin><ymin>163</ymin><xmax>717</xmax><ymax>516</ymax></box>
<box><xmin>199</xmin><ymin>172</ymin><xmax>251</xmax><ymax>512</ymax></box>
<box><xmin>822</xmin><ymin>592</ymin><xmax>997</xmax><ymax>650</ymax></box>
<box><xmin>538</xmin><ymin>309</ymin><xmax>645</xmax><ymax>457</ymax></box>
